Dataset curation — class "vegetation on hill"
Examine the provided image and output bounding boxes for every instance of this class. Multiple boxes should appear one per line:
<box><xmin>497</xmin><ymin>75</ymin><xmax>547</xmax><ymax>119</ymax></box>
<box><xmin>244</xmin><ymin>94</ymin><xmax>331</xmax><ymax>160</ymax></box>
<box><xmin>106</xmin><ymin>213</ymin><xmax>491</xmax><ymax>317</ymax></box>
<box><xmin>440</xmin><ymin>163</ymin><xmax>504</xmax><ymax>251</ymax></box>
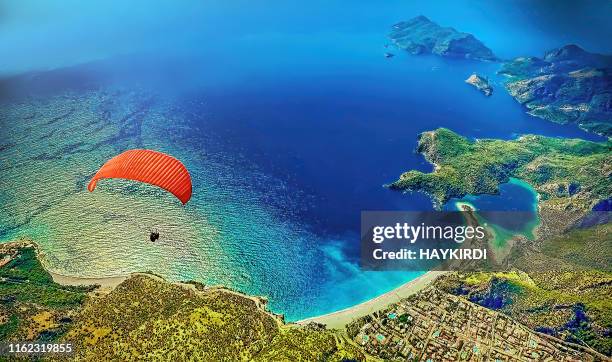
<box><xmin>254</xmin><ymin>325</ymin><xmax>364</xmax><ymax>361</ymax></box>
<box><xmin>0</xmin><ymin>242</ymin><xmax>364</xmax><ymax>361</ymax></box>
<box><xmin>64</xmin><ymin>275</ymin><xmax>280</xmax><ymax>360</ymax></box>
<box><xmin>0</xmin><ymin>243</ymin><xmax>92</xmax><ymax>343</ymax></box>
<box><xmin>500</xmin><ymin>44</ymin><xmax>612</xmax><ymax>137</ymax></box>
<box><xmin>390</xmin><ymin>128</ymin><xmax>611</xmax><ymax>235</ymax></box>
<box><xmin>63</xmin><ymin>274</ymin><xmax>364</xmax><ymax>361</ymax></box>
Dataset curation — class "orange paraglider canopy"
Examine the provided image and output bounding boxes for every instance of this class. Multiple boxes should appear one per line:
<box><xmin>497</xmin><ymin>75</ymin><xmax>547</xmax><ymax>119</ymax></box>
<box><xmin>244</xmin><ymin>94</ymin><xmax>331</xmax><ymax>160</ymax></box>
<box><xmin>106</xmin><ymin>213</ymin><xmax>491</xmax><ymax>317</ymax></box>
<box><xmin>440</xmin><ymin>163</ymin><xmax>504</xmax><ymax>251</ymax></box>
<box><xmin>88</xmin><ymin>149</ymin><xmax>192</xmax><ymax>204</ymax></box>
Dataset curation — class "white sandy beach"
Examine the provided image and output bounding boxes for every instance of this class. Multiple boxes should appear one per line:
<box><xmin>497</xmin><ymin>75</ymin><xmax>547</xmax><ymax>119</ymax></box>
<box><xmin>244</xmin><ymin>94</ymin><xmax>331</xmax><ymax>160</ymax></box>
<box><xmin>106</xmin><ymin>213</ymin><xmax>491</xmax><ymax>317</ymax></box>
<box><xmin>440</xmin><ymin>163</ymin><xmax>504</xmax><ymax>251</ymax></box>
<box><xmin>295</xmin><ymin>271</ymin><xmax>447</xmax><ymax>329</ymax></box>
<box><xmin>48</xmin><ymin>270</ymin><xmax>128</xmax><ymax>292</ymax></box>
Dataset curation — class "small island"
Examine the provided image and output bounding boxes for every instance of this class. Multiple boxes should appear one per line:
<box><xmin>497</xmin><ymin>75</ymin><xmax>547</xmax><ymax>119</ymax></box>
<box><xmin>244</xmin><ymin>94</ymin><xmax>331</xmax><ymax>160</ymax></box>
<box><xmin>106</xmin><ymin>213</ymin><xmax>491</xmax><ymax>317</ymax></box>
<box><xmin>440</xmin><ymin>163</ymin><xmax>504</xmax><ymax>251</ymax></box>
<box><xmin>389</xmin><ymin>15</ymin><xmax>497</xmax><ymax>61</ymax></box>
<box><xmin>500</xmin><ymin>44</ymin><xmax>612</xmax><ymax>137</ymax></box>
<box><xmin>465</xmin><ymin>73</ymin><xmax>493</xmax><ymax>96</ymax></box>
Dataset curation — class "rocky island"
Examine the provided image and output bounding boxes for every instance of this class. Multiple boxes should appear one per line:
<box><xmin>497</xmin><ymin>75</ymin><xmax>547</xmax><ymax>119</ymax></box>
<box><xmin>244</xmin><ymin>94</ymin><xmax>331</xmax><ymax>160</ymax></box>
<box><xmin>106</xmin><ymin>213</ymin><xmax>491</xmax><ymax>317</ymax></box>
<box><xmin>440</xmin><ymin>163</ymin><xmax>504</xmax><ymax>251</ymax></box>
<box><xmin>389</xmin><ymin>15</ymin><xmax>497</xmax><ymax>61</ymax></box>
<box><xmin>465</xmin><ymin>73</ymin><xmax>493</xmax><ymax>96</ymax></box>
<box><xmin>500</xmin><ymin>44</ymin><xmax>612</xmax><ymax>137</ymax></box>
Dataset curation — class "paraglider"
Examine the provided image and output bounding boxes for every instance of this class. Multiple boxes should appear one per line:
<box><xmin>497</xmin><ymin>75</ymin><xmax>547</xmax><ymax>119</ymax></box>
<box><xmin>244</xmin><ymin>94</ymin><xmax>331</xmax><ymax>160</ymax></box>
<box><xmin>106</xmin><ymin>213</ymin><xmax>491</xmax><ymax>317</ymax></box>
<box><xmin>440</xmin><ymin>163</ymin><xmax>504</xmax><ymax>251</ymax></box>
<box><xmin>149</xmin><ymin>231</ymin><xmax>160</xmax><ymax>242</ymax></box>
<box><xmin>88</xmin><ymin>149</ymin><xmax>192</xmax><ymax>204</ymax></box>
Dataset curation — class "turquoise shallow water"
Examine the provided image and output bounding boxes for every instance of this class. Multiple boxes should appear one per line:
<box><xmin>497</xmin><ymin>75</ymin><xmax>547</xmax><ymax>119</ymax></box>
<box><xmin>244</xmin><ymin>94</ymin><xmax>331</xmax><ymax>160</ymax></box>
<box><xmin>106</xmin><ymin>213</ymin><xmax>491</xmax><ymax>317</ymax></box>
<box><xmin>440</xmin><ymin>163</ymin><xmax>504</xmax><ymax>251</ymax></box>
<box><xmin>1</xmin><ymin>1</ymin><xmax>610</xmax><ymax>320</ymax></box>
<box><xmin>0</xmin><ymin>89</ymin><xmax>423</xmax><ymax>320</ymax></box>
<box><xmin>446</xmin><ymin>178</ymin><xmax>541</xmax><ymax>250</ymax></box>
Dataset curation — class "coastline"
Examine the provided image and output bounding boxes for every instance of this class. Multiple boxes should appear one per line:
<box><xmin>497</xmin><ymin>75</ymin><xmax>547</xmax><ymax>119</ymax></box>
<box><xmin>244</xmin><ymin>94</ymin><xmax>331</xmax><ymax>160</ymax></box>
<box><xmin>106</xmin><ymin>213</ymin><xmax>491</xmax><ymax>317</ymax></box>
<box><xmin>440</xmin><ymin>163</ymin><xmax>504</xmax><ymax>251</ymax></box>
<box><xmin>291</xmin><ymin>200</ymin><xmax>482</xmax><ymax>329</ymax></box>
<box><xmin>46</xmin><ymin>256</ymin><xmax>444</xmax><ymax>329</ymax></box>
<box><xmin>45</xmin><ymin>262</ymin><xmax>444</xmax><ymax>329</ymax></box>
<box><xmin>7</xmin><ymin>238</ymin><xmax>445</xmax><ymax>329</ymax></box>
<box><xmin>295</xmin><ymin>271</ymin><xmax>447</xmax><ymax>329</ymax></box>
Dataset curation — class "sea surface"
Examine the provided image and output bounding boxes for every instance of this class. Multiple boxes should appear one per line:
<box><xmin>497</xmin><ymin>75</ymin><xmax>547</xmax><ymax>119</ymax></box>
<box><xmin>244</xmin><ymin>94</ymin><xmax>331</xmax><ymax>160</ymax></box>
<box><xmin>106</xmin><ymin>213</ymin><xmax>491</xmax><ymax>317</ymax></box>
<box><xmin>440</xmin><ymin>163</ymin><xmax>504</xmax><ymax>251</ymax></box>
<box><xmin>1</xmin><ymin>1</ymin><xmax>610</xmax><ymax>320</ymax></box>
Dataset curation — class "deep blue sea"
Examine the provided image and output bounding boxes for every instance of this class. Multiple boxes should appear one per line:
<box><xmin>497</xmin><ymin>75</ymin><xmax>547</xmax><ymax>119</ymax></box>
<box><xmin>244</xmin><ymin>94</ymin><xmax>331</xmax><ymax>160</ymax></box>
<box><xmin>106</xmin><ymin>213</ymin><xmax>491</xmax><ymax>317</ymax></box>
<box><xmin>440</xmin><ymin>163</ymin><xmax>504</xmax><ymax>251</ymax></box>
<box><xmin>1</xmin><ymin>0</ymin><xmax>610</xmax><ymax>320</ymax></box>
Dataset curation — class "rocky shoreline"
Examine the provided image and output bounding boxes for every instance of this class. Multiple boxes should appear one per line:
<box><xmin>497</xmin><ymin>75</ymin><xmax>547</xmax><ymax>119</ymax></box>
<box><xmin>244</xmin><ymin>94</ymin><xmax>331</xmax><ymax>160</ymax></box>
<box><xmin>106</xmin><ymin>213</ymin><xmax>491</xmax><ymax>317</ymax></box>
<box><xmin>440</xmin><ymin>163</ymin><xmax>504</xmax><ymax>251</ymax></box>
<box><xmin>500</xmin><ymin>44</ymin><xmax>612</xmax><ymax>137</ymax></box>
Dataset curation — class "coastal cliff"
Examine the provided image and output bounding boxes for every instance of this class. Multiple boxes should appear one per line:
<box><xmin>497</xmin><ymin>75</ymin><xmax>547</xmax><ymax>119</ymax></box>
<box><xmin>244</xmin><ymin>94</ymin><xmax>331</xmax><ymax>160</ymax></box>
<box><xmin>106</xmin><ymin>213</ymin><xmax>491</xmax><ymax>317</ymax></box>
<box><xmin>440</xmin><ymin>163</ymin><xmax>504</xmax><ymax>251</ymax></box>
<box><xmin>500</xmin><ymin>44</ymin><xmax>612</xmax><ymax>137</ymax></box>
<box><xmin>389</xmin><ymin>15</ymin><xmax>497</xmax><ymax>61</ymax></box>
